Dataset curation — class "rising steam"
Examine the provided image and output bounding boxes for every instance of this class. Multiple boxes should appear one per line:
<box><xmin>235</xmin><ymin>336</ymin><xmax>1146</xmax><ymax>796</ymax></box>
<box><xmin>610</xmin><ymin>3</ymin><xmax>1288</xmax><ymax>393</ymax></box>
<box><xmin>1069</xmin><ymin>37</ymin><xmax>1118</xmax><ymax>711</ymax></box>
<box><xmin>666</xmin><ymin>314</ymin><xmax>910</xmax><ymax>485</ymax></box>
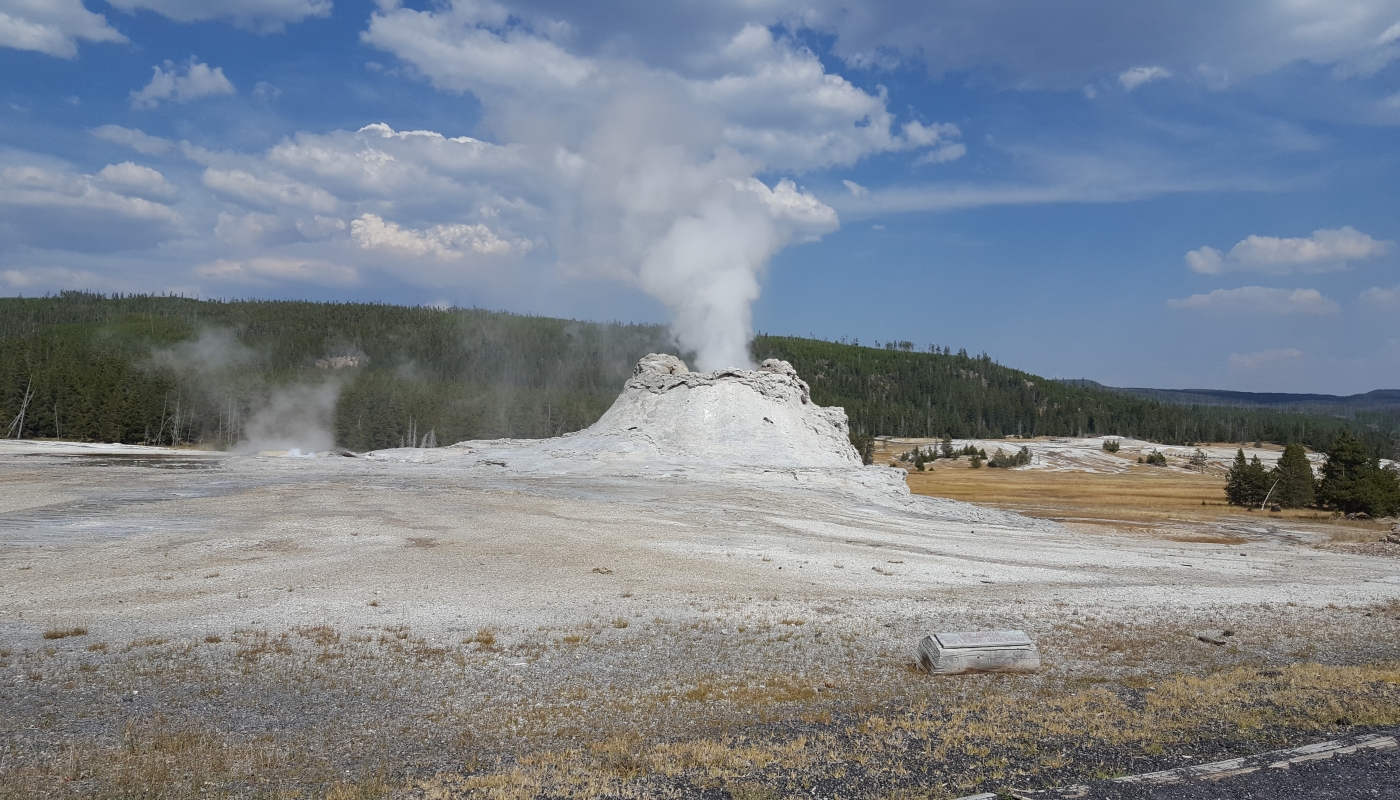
<box><xmin>239</xmin><ymin>383</ymin><xmax>340</xmax><ymax>453</ymax></box>
<box><xmin>362</xmin><ymin>8</ymin><xmax>950</xmax><ymax>370</ymax></box>
<box><xmin>637</xmin><ymin>179</ymin><xmax>838</xmax><ymax>371</ymax></box>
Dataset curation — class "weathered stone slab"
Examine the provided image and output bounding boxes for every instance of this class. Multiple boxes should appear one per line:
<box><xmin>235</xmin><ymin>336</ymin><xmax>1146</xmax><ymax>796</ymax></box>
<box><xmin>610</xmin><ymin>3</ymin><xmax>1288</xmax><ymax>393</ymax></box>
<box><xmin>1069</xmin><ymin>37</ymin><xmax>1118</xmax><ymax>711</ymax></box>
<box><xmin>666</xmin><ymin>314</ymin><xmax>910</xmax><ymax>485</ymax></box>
<box><xmin>934</xmin><ymin>630</ymin><xmax>1032</xmax><ymax>649</ymax></box>
<box><xmin>918</xmin><ymin>630</ymin><xmax>1039</xmax><ymax>675</ymax></box>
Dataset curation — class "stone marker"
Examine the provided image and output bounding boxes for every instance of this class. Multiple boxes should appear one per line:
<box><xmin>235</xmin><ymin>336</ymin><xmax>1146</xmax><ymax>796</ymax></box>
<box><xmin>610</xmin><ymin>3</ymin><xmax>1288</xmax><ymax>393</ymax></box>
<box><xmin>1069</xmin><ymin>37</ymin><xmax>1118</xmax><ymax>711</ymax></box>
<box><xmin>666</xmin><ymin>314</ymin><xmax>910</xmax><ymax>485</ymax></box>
<box><xmin>917</xmin><ymin>630</ymin><xmax>1040</xmax><ymax>675</ymax></box>
<box><xmin>1195</xmin><ymin>629</ymin><xmax>1235</xmax><ymax>645</ymax></box>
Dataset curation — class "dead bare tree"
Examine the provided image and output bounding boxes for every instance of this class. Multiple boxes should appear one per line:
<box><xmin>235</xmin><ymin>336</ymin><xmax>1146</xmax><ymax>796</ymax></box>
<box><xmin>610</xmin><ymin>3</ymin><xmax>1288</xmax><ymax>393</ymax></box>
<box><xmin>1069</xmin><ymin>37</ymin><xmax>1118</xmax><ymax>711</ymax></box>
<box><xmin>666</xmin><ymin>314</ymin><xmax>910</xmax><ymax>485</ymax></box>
<box><xmin>6</xmin><ymin>377</ymin><xmax>33</xmax><ymax>439</ymax></box>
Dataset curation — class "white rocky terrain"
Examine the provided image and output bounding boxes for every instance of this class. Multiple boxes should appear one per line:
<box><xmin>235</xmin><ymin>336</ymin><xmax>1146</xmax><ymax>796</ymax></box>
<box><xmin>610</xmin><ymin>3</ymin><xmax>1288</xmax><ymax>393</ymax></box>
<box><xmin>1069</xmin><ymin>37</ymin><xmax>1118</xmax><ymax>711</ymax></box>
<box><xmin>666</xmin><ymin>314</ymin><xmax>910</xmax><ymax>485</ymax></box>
<box><xmin>2</xmin><ymin>355</ymin><xmax>1399</xmax><ymax>796</ymax></box>
<box><xmin>1</xmin><ymin>355</ymin><xmax>1395</xmax><ymax>639</ymax></box>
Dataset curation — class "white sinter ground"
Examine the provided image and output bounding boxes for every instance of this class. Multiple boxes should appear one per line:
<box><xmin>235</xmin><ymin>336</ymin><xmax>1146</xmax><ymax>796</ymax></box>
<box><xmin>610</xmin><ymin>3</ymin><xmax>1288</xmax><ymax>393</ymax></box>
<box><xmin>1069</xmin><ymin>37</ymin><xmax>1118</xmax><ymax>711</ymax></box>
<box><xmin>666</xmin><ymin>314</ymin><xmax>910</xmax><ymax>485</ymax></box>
<box><xmin>0</xmin><ymin>355</ymin><xmax>1396</xmax><ymax>653</ymax></box>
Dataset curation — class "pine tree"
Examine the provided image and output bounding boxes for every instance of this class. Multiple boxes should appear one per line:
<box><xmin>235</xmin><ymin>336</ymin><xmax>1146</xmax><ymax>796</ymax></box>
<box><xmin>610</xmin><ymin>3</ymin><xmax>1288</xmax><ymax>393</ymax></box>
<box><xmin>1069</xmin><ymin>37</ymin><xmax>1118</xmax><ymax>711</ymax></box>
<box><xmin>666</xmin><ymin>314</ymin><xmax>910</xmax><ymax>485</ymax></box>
<box><xmin>1318</xmin><ymin>431</ymin><xmax>1400</xmax><ymax>516</ymax></box>
<box><xmin>1225</xmin><ymin>449</ymin><xmax>1270</xmax><ymax>506</ymax></box>
<box><xmin>1270</xmin><ymin>443</ymin><xmax>1315</xmax><ymax>508</ymax></box>
<box><xmin>1318</xmin><ymin>430</ymin><xmax>1371</xmax><ymax>513</ymax></box>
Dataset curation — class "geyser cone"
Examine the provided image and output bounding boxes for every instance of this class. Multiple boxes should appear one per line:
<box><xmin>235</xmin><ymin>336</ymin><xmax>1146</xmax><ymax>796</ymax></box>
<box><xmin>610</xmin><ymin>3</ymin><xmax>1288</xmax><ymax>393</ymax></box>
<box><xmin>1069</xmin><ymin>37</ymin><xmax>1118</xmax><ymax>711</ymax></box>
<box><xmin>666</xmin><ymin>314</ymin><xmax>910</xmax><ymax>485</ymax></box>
<box><xmin>585</xmin><ymin>354</ymin><xmax>861</xmax><ymax>468</ymax></box>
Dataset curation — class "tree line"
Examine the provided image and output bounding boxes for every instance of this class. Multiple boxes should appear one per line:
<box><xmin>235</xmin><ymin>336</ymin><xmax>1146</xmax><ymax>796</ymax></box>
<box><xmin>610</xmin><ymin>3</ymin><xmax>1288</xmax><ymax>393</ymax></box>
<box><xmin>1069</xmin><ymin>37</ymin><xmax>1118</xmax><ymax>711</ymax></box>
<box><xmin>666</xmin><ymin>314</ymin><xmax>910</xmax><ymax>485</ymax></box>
<box><xmin>1225</xmin><ymin>432</ymin><xmax>1400</xmax><ymax>517</ymax></box>
<box><xmin>2</xmin><ymin>294</ymin><xmax>1396</xmax><ymax>460</ymax></box>
<box><xmin>754</xmin><ymin>335</ymin><xmax>1398</xmax><ymax>457</ymax></box>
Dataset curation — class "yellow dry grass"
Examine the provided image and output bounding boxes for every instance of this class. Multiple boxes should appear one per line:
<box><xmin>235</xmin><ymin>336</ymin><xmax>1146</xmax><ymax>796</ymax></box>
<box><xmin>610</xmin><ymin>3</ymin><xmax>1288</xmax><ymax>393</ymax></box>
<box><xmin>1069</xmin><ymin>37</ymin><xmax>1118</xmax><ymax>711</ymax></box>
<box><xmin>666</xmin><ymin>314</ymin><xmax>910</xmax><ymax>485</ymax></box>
<box><xmin>407</xmin><ymin>661</ymin><xmax>1400</xmax><ymax>800</ymax></box>
<box><xmin>882</xmin><ymin>442</ymin><xmax>1383</xmax><ymax>542</ymax></box>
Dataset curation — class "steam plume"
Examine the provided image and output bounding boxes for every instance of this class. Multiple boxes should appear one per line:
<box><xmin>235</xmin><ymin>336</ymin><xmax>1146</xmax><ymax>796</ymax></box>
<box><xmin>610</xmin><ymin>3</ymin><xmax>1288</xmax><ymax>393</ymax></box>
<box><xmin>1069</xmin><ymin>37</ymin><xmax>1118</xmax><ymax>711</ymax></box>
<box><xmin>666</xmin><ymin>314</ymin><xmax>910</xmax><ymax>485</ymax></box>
<box><xmin>363</xmin><ymin>8</ymin><xmax>946</xmax><ymax>370</ymax></box>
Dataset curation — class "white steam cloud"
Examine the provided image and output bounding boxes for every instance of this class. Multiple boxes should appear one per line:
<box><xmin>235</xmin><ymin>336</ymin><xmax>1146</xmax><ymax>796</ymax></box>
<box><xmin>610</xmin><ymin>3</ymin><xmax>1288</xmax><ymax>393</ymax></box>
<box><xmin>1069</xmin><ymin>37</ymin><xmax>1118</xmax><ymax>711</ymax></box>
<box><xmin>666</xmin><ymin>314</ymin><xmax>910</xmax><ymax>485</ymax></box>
<box><xmin>239</xmin><ymin>383</ymin><xmax>340</xmax><ymax>453</ymax></box>
<box><xmin>361</xmin><ymin>4</ymin><xmax>950</xmax><ymax>371</ymax></box>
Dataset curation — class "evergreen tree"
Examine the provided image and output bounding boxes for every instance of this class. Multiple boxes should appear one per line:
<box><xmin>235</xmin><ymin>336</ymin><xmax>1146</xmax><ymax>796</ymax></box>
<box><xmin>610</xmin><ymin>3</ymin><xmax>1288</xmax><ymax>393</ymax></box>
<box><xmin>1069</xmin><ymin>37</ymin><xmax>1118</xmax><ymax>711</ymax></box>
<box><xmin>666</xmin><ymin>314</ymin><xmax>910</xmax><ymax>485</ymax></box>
<box><xmin>1317</xmin><ymin>431</ymin><xmax>1400</xmax><ymax>516</ymax></box>
<box><xmin>1224</xmin><ymin>449</ymin><xmax>1270</xmax><ymax>506</ymax></box>
<box><xmin>940</xmin><ymin>435</ymin><xmax>954</xmax><ymax>459</ymax></box>
<box><xmin>1270</xmin><ymin>443</ymin><xmax>1315</xmax><ymax>508</ymax></box>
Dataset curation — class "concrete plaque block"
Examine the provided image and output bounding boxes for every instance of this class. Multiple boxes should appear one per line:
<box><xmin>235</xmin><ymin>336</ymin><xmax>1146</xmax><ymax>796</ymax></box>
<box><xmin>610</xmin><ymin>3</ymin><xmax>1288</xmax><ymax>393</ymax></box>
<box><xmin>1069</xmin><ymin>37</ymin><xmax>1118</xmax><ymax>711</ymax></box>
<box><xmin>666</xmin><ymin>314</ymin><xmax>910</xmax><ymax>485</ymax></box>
<box><xmin>918</xmin><ymin>629</ymin><xmax>1040</xmax><ymax>675</ymax></box>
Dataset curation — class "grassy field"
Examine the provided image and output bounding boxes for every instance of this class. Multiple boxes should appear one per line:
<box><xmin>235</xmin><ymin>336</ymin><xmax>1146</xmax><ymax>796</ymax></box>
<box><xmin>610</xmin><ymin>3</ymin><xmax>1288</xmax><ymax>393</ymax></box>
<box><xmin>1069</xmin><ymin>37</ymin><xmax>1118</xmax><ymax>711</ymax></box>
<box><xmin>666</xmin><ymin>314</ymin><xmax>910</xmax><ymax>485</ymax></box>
<box><xmin>879</xmin><ymin>440</ymin><xmax>1385</xmax><ymax>544</ymax></box>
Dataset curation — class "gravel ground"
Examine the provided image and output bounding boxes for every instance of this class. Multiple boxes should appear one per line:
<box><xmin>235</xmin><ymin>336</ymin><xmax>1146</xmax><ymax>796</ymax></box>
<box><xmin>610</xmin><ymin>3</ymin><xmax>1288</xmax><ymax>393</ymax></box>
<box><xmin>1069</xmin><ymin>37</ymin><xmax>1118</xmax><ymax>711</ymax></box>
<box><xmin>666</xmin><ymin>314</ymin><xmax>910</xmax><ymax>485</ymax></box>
<box><xmin>2</xmin><ymin>440</ymin><xmax>1400</xmax><ymax>797</ymax></box>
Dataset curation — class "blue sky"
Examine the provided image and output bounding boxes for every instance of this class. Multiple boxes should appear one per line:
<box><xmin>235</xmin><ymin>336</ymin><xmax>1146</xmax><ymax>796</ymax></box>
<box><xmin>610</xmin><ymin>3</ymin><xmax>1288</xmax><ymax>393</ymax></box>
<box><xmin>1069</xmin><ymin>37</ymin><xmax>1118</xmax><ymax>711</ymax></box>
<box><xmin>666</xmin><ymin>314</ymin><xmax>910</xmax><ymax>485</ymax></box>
<box><xmin>2</xmin><ymin>1</ymin><xmax>1399</xmax><ymax>390</ymax></box>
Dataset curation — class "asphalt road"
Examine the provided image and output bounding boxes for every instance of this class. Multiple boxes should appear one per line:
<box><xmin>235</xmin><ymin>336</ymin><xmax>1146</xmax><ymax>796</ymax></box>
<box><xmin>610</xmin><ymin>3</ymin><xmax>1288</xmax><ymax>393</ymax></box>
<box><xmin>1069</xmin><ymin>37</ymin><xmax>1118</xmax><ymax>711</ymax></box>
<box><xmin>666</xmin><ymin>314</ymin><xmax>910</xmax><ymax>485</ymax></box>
<box><xmin>1073</xmin><ymin>730</ymin><xmax>1399</xmax><ymax>799</ymax></box>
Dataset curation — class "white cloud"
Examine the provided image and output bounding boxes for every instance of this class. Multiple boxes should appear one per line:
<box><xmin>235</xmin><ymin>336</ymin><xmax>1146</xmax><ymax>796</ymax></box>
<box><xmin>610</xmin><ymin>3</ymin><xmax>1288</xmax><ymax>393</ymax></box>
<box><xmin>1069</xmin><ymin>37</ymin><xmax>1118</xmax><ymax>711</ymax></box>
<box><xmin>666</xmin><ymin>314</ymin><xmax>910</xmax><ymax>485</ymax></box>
<box><xmin>130</xmin><ymin>59</ymin><xmax>236</xmax><ymax>109</ymax></box>
<box><xmin>1</xmin><ymin>266</ymin><xmax>120</xmax><ymax>292</ymax></box>
<box><xmin>913</xmin><ymin>142</ymin><xmax>967</xmax><ymax>165</ymax></box>
<box><xmin>193</xmin><ymin>257</ymin><xmax>358</xmax><ymax>286</ymax></box>
<box><xmin>96</xmin><ymin>162</ymin><xmax>177</xmax><ymax>201</ymax></box>
<box><xmin>1166</xmin><ymin>286</ymin><xmax>1340</xmax><ymax>315</ymax></box>
<box><xmin>1186</xmin><ymin>226</ymin><xmax>1393</xmax><ymax>275</ymax></box>
<box><xmin>363</xmin><ymin>10</ymin><xmax>959</xmax><ymax>171</ymax></box>
<box><xmin>842</xmin><ymin>179</ymin><xmax>868</xmax><ymax>198</ymax></box>
<box><xmin>0</xmin><ymin>0</ymin><xmax>125</xmax><ymax>58</ymax></box>
<box><xmin>792</xmin><ymin>1</ymin><xmax>1400</xmax><ymax>89</ymax></box>
<box><xmin>213</xmin><ymin>212</ymin><xmax>344</xmax><ymax>246</ymax></box>
<box><xmin>202</xmin><ymin>168</ymin><xmax>339</xmax><ymax>214</ymax></box>
<box><xmin>1360</xmin><ymin>283</ymin><xmax>1400</xmax><ymax>310</ymax></box>
<box><xmin>1229</xmin><ymin>348</ymin><xmax>1304</xmax><ymax>370</ymax></box>
<box><xmin>350</xmin><ymin>213</ymin><xmax>530</xmax><ymax>259</ymax></box>
<box><xmin>0</xmin><ymin>163</ymin><xmax>182</xmax><ymax>251</ymax></box>
<box><xmin>1118</xmin><ymin>66</ymin><xmax>1172</xmax><ymax>91</ymax></box>
<box><xmin>361</xmin><ymin>0</ymin><xmax>595</xmax><ymax>94</ymax></box>
<box><xmin>105</xmin><ymin>0</ymin><xmax>330</xmax><ymax>33</ymax></box>
<box><xmin>90</xmin><ymin>125</ymin><xmax>174</xmax><ymax>155</ymax></box>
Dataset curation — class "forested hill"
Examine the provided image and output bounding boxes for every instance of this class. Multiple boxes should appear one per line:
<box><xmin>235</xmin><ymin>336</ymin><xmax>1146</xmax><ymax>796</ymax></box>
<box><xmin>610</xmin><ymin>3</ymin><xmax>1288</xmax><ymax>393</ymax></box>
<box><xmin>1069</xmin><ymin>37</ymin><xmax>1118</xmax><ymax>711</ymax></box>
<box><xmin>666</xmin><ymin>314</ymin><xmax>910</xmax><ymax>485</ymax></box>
<box><xmin>2</xmin><ymin>293</ymin><xmax>1395</xmax><ymax>456</ymax></box>
<box><xmin>1057</xmin><ymin>379</ymin><xmax>1400</xmax><ymax>414</ymax></box>
<box><xmin>752</xmin><ymin>337</ymin><xmax>1397</xmax><ymax>455</ymax></box>
<box><xmin>0</xmin><ymin>293</ymin><xmax>678</xmax><ymax>450</ymax></box>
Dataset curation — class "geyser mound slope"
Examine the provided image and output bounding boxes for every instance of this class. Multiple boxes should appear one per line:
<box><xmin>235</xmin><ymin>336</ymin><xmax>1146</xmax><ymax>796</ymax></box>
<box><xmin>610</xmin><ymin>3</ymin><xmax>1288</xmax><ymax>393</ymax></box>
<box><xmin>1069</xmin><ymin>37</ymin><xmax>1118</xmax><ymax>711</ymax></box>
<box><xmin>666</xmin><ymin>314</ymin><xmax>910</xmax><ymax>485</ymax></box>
<box><xmin>579</xmin><ymin>353</ymin><xmax>860</xmax><ymax>467</ymax></box>
<box><xmin>373</xmin><ymin>354</ymin><xmax>1053</xmax><ymax>531</ymax></box>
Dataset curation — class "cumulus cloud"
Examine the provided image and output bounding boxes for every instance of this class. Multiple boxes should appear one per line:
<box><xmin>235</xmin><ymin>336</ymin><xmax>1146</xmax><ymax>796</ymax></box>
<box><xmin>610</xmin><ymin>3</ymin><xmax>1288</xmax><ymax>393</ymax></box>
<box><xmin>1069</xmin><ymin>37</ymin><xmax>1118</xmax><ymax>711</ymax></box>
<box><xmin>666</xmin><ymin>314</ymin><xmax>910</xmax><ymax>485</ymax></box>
<box><xmin>96</xmin><ymin>162</ymin><xmax>177</xmax><ymax>201</ymax></box>
<box><xmin>0</xmin><ymin>0</ymin><xmax>126</xmax><ymax>58</ymax></box>
<box><xmin>1360</xmin><ymin>283</ymin><xmax>1400</xmax><ymax>310</ymax></box>
<box><xmin>90</xmin><ymin>125</ymin><xmax>174</xmax><ymax>155</ymax></box>
<box><xmin>1186</xmin><ymin>226</ymin><xmax>1393</xmax><ymax>275</ymax></box>
<box><xmin>105</xmin><ymin>0</ymin><xmax>330</xmax><ymax>33</ymax></box>
<box><xmin>213</xmin><ymin>212</ymin><xmax>345</xmax><ymax>246</ymax></box>
<box><xmin>351</xmin><ymin>214</ymin><xmax>529</xmax><ymax>260</ymax></box>
<box><xmin>129</xmin><ymin>59</ymin><xmax>236</xmax><ymax>109</ymax></box>
<box><xmin>1167</xmin><ymin>286</ymin><xmax>1340</xmax><ymax>315</ymax></box>
<box><xmin>842</xmin><ymin>179</ymin><xmax>868</xmax><ymax>197</ymax></box>
<box><xmin>202</xmin><ymin>168</ymin><xmax>338</xmax><ymax>213</ymax></box>
<box><xmin>193</xmin><ymin>256</ymin><xmax>358</xmax><ymax>286</ymax></box>
<box><xmin>1229</xmin><ymin>348</ymin><xmax>1304</xmax><ymax>370</ymax></box>
<box><xmin>1118</xmin><ymin>66</ymin><xmax>1172</xmax><ymax>91</ymax></box>
<box><xmin>0</xmin><ymin>163</ymin><xmax>182</xmax><ymax>251</ymax></box>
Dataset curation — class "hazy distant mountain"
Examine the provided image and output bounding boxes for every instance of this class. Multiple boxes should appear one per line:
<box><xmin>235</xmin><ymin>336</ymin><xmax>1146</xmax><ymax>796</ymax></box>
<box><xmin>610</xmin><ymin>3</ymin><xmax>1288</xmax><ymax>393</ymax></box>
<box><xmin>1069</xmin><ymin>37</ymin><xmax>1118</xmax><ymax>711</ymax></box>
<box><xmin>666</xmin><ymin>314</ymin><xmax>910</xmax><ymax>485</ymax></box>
<box><xmin>1055</xmin><ymin>380</ymin><xmax>1400</xmax><ymax>414</ymax></box>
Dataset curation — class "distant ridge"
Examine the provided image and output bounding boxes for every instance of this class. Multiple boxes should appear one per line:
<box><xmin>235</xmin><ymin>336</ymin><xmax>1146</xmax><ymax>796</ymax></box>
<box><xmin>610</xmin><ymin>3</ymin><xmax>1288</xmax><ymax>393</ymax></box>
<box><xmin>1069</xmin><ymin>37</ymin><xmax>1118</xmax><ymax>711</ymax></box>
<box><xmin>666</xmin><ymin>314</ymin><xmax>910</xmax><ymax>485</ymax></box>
<box><xmin>1055</xmin><ymin>380</ymin><xmax>1400</xmax><ymax>414</ymax></box>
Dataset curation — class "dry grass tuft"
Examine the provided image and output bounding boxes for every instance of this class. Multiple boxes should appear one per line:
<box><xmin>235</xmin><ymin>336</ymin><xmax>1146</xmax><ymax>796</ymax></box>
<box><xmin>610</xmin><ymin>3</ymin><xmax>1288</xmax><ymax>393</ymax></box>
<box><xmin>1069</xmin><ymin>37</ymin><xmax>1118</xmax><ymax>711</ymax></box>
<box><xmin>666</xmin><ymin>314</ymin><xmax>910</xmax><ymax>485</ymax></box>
<box><xmin>43</xmin><ymin>626</ymin><xmax>88</xmax><ymax>640</ymax></box>
<box><xmin>467</xmin><ymin>628</ymin><xmax>498</xmax><ymax>648</ymax></box>
<box><xmin>295</xmin><ymin>624</ymin><xmax>340</xmax><ymax>646</ymax></box>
